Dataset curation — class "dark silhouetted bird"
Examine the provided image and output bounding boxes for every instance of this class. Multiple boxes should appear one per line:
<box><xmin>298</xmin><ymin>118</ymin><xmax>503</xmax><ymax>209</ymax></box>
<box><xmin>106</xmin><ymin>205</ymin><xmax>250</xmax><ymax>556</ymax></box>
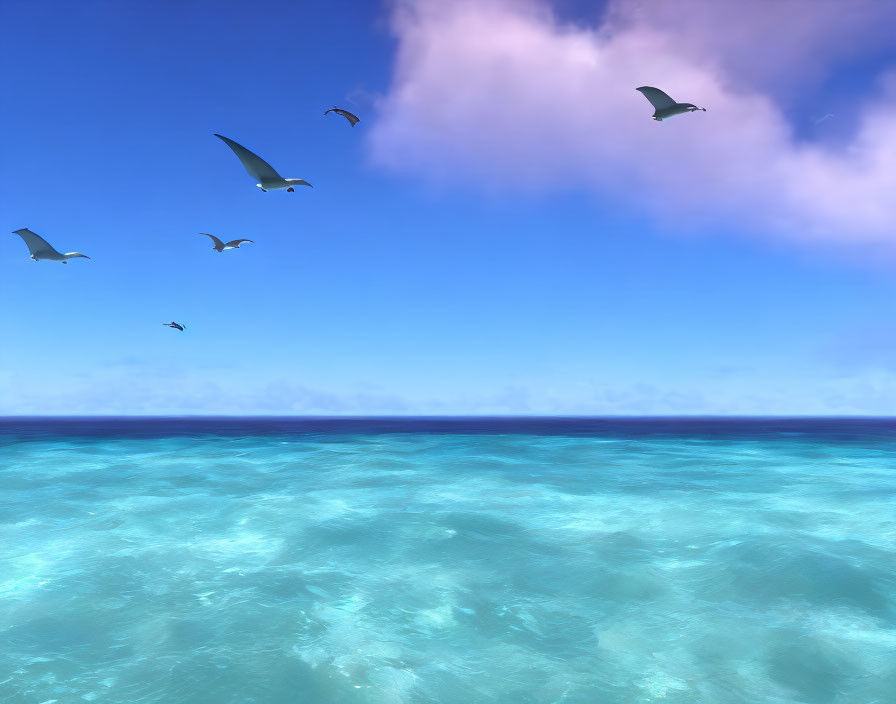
<box><xmin>200</xmin><ymin>233</ymin><xmax>254</xmax><ymax>252</ymax></box>
<box><xmin>324</xmin><ymin>107</ymin><xmax>360</xmax><ymax>127</ymax></box>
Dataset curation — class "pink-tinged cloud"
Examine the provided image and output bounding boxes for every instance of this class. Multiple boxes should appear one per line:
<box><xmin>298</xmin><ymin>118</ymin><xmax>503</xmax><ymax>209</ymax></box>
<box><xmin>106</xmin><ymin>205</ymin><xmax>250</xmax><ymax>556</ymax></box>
<box><xmin>369</xmin><ymin>0</ymin><xmax>896</xmax><ymax>248</ymax></box>
<box><xmin>604</xmin><ymin>0</ymin><xmax>896</xmax><ymax>95</ymax></box>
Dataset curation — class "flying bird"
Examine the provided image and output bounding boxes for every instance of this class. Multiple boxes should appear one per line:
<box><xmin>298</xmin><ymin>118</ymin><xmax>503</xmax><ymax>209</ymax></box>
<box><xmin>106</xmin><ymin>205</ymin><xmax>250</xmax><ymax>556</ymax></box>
<box><xmin>324</xmin><ymin>107</ymin><xmax>360</xmax><ymax>127</ymax></box>
<box><xmin>636</xmin><ymin>87</ymin><xmax>706</xmax><ymax>121</ymax></box>
<box><xmin>214</xmin><ymin>134</ymin><xmax>312</xmax><ymax>192</ymax></box>
<box><xmin>163</xmin><ymin>322</ymin><xmax>185</xmax><ymax>331</ymax></box>
<box><xmin>200</xmin><ymin>233</ymin><xmax>254</xmax><ymax>252</ymax></box>
<box><xmin>12</xmin><ymin>228</ymin><xmax>90</xmax><ymax>263</ymax></box>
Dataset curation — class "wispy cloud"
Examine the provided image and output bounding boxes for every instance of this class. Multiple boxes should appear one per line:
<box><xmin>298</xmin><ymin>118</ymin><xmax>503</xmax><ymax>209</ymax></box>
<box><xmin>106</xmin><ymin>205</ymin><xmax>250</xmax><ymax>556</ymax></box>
<box><xmin>369</xmin><ymin>0</ymin><xmax>896</xmax><ymax>250</ymax></box>
<box><xmin>5</xmin><ymin>370</ymin><xmax>896</xmax><ymax>415</ymax></box>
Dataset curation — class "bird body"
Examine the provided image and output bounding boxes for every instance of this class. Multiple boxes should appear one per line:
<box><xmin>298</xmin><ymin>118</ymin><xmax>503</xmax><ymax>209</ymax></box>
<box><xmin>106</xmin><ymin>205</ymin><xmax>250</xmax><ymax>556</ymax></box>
<box><xmin>636</xmin><ymin>86</ymin><xmax>706</xmax><ymax>121</ymax></box>
<box><xmin>200</xmin><ymin>233</ymin><xmax>254</xmax><ymax>252</ymax></box>
<box><xmin>12</xmin><ymin>228</ymin><xmax>90</xmax><ymax>262</ymax></box>
<box><xmin>214</xmin><ymin>134</ymin><xmax>312</xmax><ymax>192</ymax></box>
<box><xmin>163</xmin><ymin>322</ymin><xmax>185</xmax><ymax>331</ymax></box>
<box><xmin>324</xmin><ymin>107</ymin><xmax>360</xmax><ymax>127</ymax></box>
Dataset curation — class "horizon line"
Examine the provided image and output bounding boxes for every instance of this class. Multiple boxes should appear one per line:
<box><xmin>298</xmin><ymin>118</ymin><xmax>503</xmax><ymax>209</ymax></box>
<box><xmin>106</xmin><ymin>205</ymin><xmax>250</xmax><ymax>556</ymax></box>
<box><xmin>2</xmin><ymin>415</ymin><xmax>896</xmax><ymax>420</ymax></box>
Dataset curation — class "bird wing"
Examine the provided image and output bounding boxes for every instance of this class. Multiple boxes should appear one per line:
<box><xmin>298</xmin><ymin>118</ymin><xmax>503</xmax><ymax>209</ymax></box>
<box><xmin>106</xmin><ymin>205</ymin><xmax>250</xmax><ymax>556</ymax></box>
<box><xmin>200</xmin><ymin>232</ymin><xmax>225</xmax><ymax>248</ymax></box>
<box><xmin>12</xmin><ymin>228</ymin><xmax>62</xmax><ymax>257</ymax></box>
<box><xmin>636</xmin><ymin>86</ymin><xmax>677</xmax><ymax>111</ymax></box>
<box><xmin>334</xmin><ymin>108</ymin><xmax>360</xmax><ymax>126</ymax></box>
<box><xmin>225</xmin><ymin>239</ymin><xmax>254</xmax><ymax>247</ymax></box>
<box><xmin>214</xmin><ymin>134</ymin><xmax>282</xmax><ymax>181</ymax></box>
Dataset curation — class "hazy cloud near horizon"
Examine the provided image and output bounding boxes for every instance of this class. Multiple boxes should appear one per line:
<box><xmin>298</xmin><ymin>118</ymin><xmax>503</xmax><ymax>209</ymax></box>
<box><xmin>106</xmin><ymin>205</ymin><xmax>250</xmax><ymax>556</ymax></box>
<box><xmin>369</xmin><ymin>0</ymin><xmax>896</xmax><ymax>251</ymax></box>
<box><xmin>5</xmin><ymin>371</ymin><xmax>896</xmax><ymax>416</ymax></box>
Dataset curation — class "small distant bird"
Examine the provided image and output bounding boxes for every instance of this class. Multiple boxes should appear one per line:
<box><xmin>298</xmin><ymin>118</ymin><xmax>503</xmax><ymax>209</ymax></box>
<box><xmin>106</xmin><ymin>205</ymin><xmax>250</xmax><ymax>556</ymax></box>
<box><xmin>324</xmin><ymin>107</ymin><xmax>360</xmax><ymax>127</ymax></box>
<box><xmin>12</xmin><ymin>228</ymin><xmax>90</xmax><ymax>263</ymax></box>
<box><xmin>163</xmin><ymin>322</ymin><xmax>185</xmax><ymax>331</ymax></box>
<box><xmin>200</xmin><ymin>233</ymin><xmax>254</xmax><ymax>252</ymax></box>
<box><xmin>636</xmin><ymin>86</ymin><xmax>706</xmax><ymax>121</ymax></box>
<box><xmin>214</xmin><ymin>134</ymin><xmax>312</xmax><ymax>192</ymax></box>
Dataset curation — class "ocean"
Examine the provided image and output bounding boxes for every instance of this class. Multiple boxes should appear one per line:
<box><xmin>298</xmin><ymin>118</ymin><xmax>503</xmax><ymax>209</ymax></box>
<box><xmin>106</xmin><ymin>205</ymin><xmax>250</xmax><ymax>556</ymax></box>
<box><xmin>1</xmin><ymin>418</ymin><xmax>894</xmax><ymax>703</ymax></box>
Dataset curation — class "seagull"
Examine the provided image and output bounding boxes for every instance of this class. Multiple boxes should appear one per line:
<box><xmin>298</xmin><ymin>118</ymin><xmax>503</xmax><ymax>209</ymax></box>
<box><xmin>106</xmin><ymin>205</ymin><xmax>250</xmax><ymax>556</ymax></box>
<box><xmin>214</xmin><ymin>134</ymin><xmax>312</xmax><ymax>192</ymax></box>
<box><xmin>636</xmin><ymin>87</ymin><xmax>706</xmax><ymax>121</ymax></box>
<box><xmin>12</xmin><ymin>228</ymin><xmax>90</xmax><ymax>263</ymax></box>
<box><xmin>200</xmin><ymin>233</ymin><xmax>254</xmax><ymax>252</ymax></box>
<box><xmin>163</xmin><ymin>322</ymin><xmax>185</xmax><ymax>331</ymax></box>
<box><xmin>324</xmin><ymin>107</ymin><xmax>360</xmax><ymax>127</ymax></box>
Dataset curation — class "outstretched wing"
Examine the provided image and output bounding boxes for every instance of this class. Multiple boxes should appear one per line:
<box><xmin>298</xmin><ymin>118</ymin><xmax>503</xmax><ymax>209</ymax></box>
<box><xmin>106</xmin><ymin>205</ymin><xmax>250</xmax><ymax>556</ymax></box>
<box><xmin>200</xmin><ymin>232</ymin><xmax>225</xmax><ymax>248</ymax></box>
<box><xmin>12</xmin><ymin>228</ymin><xmax>61</xmax><ymax>257</ymax></box>
<box><xmin>332</xmin><ymin>108</ymin><xmax>360</xmax><ymax>126</ymax></box>
<box><xmin>225</xmin><ymin>239</ymin><xmax>254</xmax><ymax>247</ymax></box>
<box><xmin>214</xmin><ymin>134</ymin><xmax>282</xmax><ymax>181</ymax></box>
<box><xmin>636</xmin><ymin>86</ymin><xmax>677</xmax><ymax>111</ymax></box>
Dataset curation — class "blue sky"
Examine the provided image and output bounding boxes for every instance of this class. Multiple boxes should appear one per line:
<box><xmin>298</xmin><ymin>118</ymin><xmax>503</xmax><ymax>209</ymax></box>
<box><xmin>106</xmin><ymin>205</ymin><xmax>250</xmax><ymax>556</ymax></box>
<box><xmin>2</xmin><ymin>0</ymin><xmax>896</xmax><ymax>415</ymax></box>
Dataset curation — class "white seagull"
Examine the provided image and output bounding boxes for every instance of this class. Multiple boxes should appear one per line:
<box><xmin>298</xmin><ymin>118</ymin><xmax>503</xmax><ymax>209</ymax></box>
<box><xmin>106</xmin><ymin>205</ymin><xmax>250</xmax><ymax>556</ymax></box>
<box><xmin>200</xmin><ymin>233</ymin><xmax>254</xmax><ymax>252</ymax></box>
<box><xmin>214</xmin><ymin>134</ymin><xmax>312</xmax><ymax>192</ymax></box>
<box><xmin>12</xmin><ymin>228</ymin><xmax>90</xmax><ymax>263</ymax></box>
<box><xmin>636</xmin><ymin>86</ymin><xmax>706</xmax><ymax>121</ymax></box>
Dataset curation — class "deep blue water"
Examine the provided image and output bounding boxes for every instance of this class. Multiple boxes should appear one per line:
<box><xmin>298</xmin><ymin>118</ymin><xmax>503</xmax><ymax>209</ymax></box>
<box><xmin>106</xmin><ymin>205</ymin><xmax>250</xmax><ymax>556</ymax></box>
<box><xmin>1</xmin><ymin>418</ymin><xmax>894</xmax><ymax>703</ymax></box>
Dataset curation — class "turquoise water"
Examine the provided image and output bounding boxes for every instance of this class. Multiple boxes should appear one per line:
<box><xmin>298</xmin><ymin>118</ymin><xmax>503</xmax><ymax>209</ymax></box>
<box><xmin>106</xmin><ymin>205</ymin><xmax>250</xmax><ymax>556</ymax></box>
<box><xmin>1</xmin><ymin>419</ymin><xmax>894</xmax><ymax>703</ymax></box>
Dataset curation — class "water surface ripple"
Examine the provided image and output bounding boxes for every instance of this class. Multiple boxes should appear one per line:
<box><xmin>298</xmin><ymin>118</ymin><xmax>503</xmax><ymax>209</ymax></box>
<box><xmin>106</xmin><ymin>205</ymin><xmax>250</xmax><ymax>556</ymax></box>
<box><xmin>1</xmin><ymin>419</ymin><xmax>894</xmax><ymax>703</ymax></box>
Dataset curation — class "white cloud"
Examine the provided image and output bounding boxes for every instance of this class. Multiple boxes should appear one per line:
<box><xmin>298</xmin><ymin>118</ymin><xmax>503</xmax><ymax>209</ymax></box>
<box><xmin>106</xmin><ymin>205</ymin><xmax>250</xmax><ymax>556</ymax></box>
<box><xmin>369</xmin><ymin>0</ymin><xmax>896</xmax><ymax>249</ymax></box>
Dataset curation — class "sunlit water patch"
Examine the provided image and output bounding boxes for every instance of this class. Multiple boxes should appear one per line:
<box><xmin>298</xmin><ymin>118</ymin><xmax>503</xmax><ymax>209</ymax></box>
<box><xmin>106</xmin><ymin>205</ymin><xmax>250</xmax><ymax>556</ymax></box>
<box><xmin>1</xmin><ymin>418</ymin><xmax>894</xmax><ymax>703</ymax></box>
